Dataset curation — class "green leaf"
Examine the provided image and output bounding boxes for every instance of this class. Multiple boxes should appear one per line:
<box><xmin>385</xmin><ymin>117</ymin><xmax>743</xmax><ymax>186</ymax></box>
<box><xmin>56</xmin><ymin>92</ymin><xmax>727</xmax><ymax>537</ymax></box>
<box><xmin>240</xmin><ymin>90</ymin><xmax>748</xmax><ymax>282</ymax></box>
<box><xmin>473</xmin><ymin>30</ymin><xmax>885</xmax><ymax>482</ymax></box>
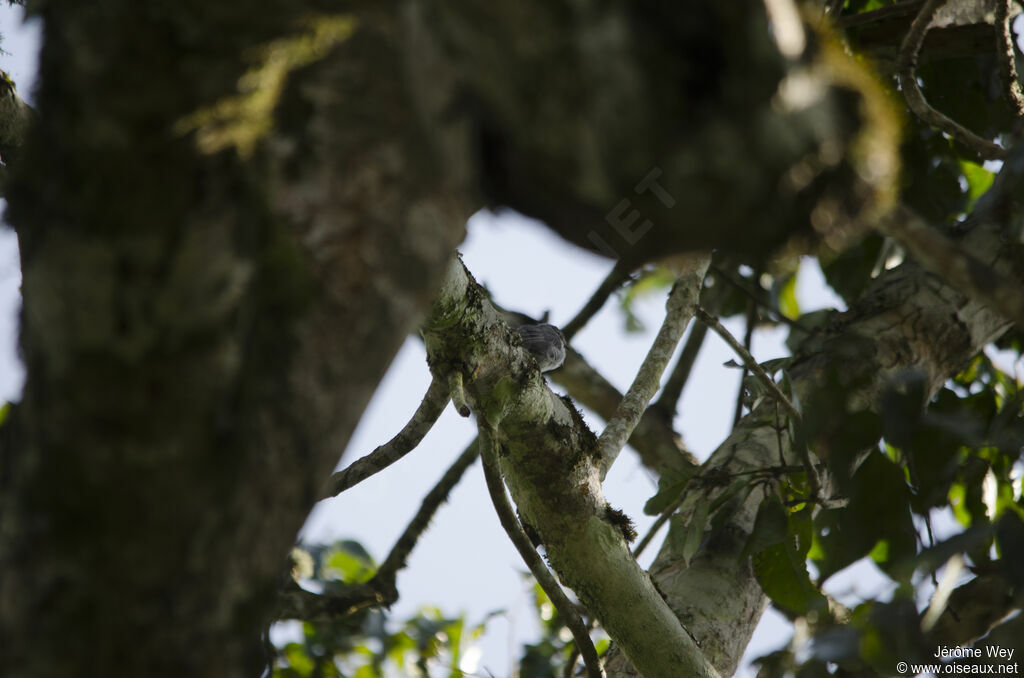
<box><xmin>618</xmin><ymin>266</ymin><xmax>676</xmax><ymax>333</ymax></box>
<box><xmin>889</xmin><ymin>524</ymin><xmax>992</xmax><ymax>582</ymax></box>
<box><xmin>753</xmin><ymin>540</ymin><xmax>827</xmax><ymax>617</ymax></box>
<box><xmin>387</xmin><ymin>631</ymin><xmax>415</xmax><ymax>668</ymax></box>
<box><xmin>760</xmin><ymin>357</ymin><xmax>794</xmax><ymax>376</ymax></box>
<box><xmin>353</xmin><ymin>665</ymin><xmax>378</xmax><ymax>678</ymax></box>
<box><xmin>743</xmin><ymin>494</ymin><xmax>790</xmax><ymax>559</ymax></box>
<box><xmin>682</xmin><ymin>498</ymin><xmax>711</xmax><ymax>565</ymax></box>
<box><xmin>519</xmin><ymin>640</ymin><xmax>560</xmax><ymax>678</ymax></box>
<box><xmin>790</xmin><ymin>505</ymin><xmax>814</xmax><ymax>558</ymax></box>
<box><xmin>325</xmin><ymin>541</ymin><xmax>377</xmax><ymax>584</ymax></box>
<box><xmin>643</xmin><ymin>466</ymin><xmax>694</xmax><ymax>515</ymax></box>
<box><xmin>960</xmin><ymin>160</ymin><xmax>995</xmax><ymax>210</ymax></box>
<box><xmin>811</xmin><ymin>452</ymin><xmax>917</xmax><ymax>583</ymax></box>
<box><xmin>283</xmin><ymin>643</ymin><xmax>315</xmax><ymax>677</ymax></box>
<box><xmin>775</xmin><ymin>273</ymin><xmax>800</xmax><ymax>320</ymax></box>
<box><xmin>918</xmin><ymin>56</ymin><xmax>1018</xmax><ymax>152</ymax></box>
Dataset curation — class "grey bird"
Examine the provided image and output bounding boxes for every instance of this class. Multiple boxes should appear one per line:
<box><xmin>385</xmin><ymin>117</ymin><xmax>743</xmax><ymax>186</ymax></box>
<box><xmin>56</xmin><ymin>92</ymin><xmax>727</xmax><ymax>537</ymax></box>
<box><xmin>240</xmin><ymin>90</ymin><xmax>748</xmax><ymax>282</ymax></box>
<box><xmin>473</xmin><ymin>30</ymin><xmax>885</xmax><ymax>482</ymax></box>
<box><xmin>515</xmin><ymin>323</ymin><xmax>566</xmax><ymax>372</ymax></box>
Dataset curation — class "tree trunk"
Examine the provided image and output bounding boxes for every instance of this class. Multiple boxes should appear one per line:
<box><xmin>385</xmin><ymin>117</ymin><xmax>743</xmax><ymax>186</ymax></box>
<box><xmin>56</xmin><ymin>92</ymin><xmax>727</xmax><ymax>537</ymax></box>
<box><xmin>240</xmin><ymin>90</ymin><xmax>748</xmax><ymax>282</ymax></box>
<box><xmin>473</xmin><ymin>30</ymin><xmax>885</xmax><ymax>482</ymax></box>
<box><xmin>0</xmin><ymin>4</ymin><xmax>464</xmax><ymax>677</ymax></box>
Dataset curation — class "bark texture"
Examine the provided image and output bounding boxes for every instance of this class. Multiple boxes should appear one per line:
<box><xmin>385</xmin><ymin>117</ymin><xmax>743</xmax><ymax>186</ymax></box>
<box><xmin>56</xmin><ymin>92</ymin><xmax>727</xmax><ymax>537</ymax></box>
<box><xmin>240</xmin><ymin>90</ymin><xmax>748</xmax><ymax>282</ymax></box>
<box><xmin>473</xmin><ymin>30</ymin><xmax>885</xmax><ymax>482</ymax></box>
<box><xmin>422</xmin><ymin>259</ymin><xmax>717</xmax><ymax>678</ymax></box>
<box><xmin>0</xmin><ymin>0</ymin><xmax>1006</xmax><ymax>676</ymax></box>
<box><xmin>425</xmin><ymin>0</ymin><xmax>898</xmax><ymax>264</ymax></box>
<box><xmin>0</xmin><ymin>4</ymin><xmax>465</xmax><ymax>677</ymax></box>
<box><xmin>622</xmin><ymin>149</ymin><xmax>1023</xmax><ymax>676</ymax></box>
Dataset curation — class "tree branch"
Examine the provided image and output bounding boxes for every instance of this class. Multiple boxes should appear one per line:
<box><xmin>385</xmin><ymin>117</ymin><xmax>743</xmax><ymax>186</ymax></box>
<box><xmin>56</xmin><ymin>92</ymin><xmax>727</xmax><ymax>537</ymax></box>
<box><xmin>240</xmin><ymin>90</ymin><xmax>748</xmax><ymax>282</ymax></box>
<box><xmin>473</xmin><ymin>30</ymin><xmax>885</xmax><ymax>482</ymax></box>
<box><xmin>631</xmin><ymin>186</ymin><xmax>1018</xmax><ymax>673</ymax></box>
<box><xmin>895</xmin><ymin>0</ymin><xmax>1008</xmax><ymax>159</ymax></box>
<box><xmin>995</xmin><ymin>0</ymin><xmax>1024</xmax><ymax>117</ymax></box>
<box><xmin>1</xmin><ymin>7</ymin><xmax>468</xmax><ymax>677</ymax></box>
<box><xmin>596</xmin><ymin>255</ymin><xmax>709</xmax><ymax>479</ymax></box>
<box><xmin>478</xmin><ymin>423</ymin><xmax>605</xmax><ymax>678</ymax></box>
<box><xmin>609</xmin><ymin>152</ymin><xmax>1024</xmax><ymax>672</ymax></box>
<box><xmin>650</xmin><ymin>319</ymin><xmax>708</xmax><ymax>418</ymax></box>
<box><xmin>879</xmin><ymin>204</ymin><xmax>1024</xmax><ymax>328</ymax></box>
<box><xmin>424</xmin><ymin>258</ymin><xmax>718</xmax><ymax>678</ymax></box>
<box><xmin>562</xmin><ymin>262</ymin><xmax>633</xmax><ymax>342</ymax></box>
<box><xmin>497</xmin><ymin>301</ymin><xmax>699</xmax><ymax>475</ymax></box>
<box><xmin>560</xmin><ymin>263</ymin><xmax>631</xmax><ymax>341</ymax></box>
<box><xmin>432</xmin><ymin>0</ymin><xmax>897</xmax><ymax>264</ymax></box>
<box><xmin>925</xmin><ymin>574</ymin><xmax>1019</xmax><ymax>647</ymax></box>
<box><xmin>283</xmin><ymin>439</ymin><xmax>481</xmax><ymax>620</ymax></box>
<box><xmin>839</xmin><ymin>0</ymin><xmax>1024</xmax><ymax>66</ymax></box>
<box><xmin>323</xmin><ymin>376</ymin><xmax>450</xmax><ymax>498</ymax></box>
<box><xmin>374</xmin><ymin>439</ymin><xmax>480</xmax><ymax>583</ymax></box>
<box><xmin>697</xmin><ymin>309</ymin><xmax>799</xmax><ymax>420</ymax></box>
<box><xmin>554</xmin><ymin>348</ymin><xmax>699</xmax><ymax>476</ymax></box>
<box><xmin>707</xmin><ymin>263</ymin><xmax>807</xmax><ymax>332</ymax></box>
<box><xmin>732</xmin><ymin>303</ymin><xmax>756</xmax><ymax>427</ymax></box>
<box><xmin>695</xmin><ymin>307</ymin><xmax>820</xmax><ymax>499</ymax></box>
<box><xmin>0</xmin><ymin>71</ymin><xmax>33</xmax><ymax>195</ymax></box>
<box><xmin>553</xmin><ymin>262</ymin><xmax>700</xmax><ymax>475</ymax></box>
<box><xmin>276</xmin><ymin>580</ymin><xmax>389</xmax><ymax>621</ymax></box>
<box><xmin>448</xmin><ymin>371</ymin><xmax>471</xmax><ymax>417</ymax></box>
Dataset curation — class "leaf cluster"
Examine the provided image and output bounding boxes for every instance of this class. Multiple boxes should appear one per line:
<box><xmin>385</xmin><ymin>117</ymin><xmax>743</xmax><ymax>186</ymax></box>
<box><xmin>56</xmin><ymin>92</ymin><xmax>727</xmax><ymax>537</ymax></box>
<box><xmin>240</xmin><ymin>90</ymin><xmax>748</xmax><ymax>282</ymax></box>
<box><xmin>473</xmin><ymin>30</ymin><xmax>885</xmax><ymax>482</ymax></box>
<box><xmin>274</xmin><ymin>540</ymin><xmax>487</xmax><ymax>678</ymax></box>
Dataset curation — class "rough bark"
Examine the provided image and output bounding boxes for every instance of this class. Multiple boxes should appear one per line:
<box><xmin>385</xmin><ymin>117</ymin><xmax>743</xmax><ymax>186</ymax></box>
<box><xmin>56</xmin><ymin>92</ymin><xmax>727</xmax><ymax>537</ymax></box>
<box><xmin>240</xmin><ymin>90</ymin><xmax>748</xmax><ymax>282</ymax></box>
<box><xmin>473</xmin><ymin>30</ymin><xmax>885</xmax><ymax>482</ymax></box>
<box><xmin>622</xmin><ymin>148</ymin><xmax>1023</xmax><ymax>676</ymax></box>
<box><xmin>0</xmin><ymin>4</ymin><xmax>465</xmax><ymax>677</ymax></box>
<box><xmin>840</xmin><ymin>0</ymin><xmax>1023</xmax><ymax>67</ymax></box>
<box><xmin>0</xmin><ymin>0</ymin><xmax>1010</xmax><ymax>676</ymax></box>
<box><xmin>424</xmin><ymin>0</ymin><xmax>898</xmax><ymax>264</ymax></box>
<box><xmin>0</xmin><ymin>69</ymin><xmax>32</xmax><ymax>193</ymax></box>
<box><xmin>423</xmin><ymin>258</ymin><xmax>718</xmax><ymax>678</ymax></box>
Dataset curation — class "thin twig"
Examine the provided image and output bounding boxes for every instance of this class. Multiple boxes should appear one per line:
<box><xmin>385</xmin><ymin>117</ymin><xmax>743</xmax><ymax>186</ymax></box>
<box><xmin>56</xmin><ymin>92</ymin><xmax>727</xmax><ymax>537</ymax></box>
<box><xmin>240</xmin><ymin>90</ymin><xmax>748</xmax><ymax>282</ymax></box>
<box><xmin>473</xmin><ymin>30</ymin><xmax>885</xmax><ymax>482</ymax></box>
<box><xmin>652</xmin><ymin>320</ymin><xmax>708</xmax><ymax>415</ymax></box>
<box><xmin>323</xmin><ymin>376</ymin><xmax>450</xmax><ymax>498</ymax></box>
<box><xmin>696</xmin><ymin>307</ymin><xmax>821</xmax><ymax>499</ymax></box>
<box><xmin>895</xmin><ymin>0</ymin><xmax>1008</xmax><ymax>160</ymax></box>
<box><xmin>732</xmin><ymin>302</ymin><xmax>757</xmax><ymax>427</ymax></box>
<box><xmin>375</xmin><ymin>438</ymin><xmax>481</xmax><ymax>582</ymax></box>
<box><xmin>449</xmin><ymin>371</ymin><xmax>470</xmax><ymax>417</ymax></box>
<box><xmin>565</xmin><ymin>645</ymin><xmax>581</xmax><ymax>678</ymax></box>
<box><xmin>562</xmin><ymin>262</ymin><xmax>633</xmax><ymax>342</ymax></box>
<box><xmin>283</xmin><ymin>439</ymin><xmax>481</xmax><ymax>620</ymax></box>
<box><xmin>478</xmin><ymin>424</ymin><xmax>605</xmax><ymax>678</ymax></box>
<box><xmin>276</xmin><ymin>580</ymin><xmax>388</xmax><ymax>620</ymax></box>
<box><xmin>696</xmin><ymin>308</ymin><xmax>800</xmax><ymax>433</ymax></box>
<box><xmin>554</xmin><ymin>345</ymin><xmax>701</xmax><ymax>474</ymax></box>
<box><xmin>880</xmin><ymin>206</ymin><xmax>1024</xmax><ymax>328</ymax></box>
<box><xmin>632</xmin><ymin>486</ymin><xmax>690</xmax><ymax>559</ymax></box>
<box><xmin>995</xmin><ymin>0</ymin><xmax>1024</xmax><ymax>118</ymax></box>
<box><xmin>708</xmin><ymin>263</ymin><xmax>807</xmax><ymax>332</ymax></box>
<box><xmin>632</xmin><ymin>462</ymin><xmax>821</xmax><ymax>559</ymax></box>
<box><xmin>563</xmin><ymin>617</ymin><xmax>598</xmax><ymax>678</ymax></box>
<box><xmin>597</xmin><ymin>276</ymin><xmax>703</xmax><ymax>478</ymax></box>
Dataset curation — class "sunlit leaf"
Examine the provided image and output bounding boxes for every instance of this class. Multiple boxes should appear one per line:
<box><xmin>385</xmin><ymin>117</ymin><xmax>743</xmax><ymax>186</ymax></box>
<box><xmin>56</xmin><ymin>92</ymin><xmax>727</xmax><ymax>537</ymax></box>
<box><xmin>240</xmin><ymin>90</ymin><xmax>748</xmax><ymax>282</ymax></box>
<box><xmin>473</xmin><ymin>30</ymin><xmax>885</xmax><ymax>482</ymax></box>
<box><xmin>325</xmin><ymin>544</ymin><xmax>376</xmax><ymax>584</ymax></box>
<box><xmin>775</xmin><ymin>273</ymin><xmax>800</xmax><ymax>320</ymax></box>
